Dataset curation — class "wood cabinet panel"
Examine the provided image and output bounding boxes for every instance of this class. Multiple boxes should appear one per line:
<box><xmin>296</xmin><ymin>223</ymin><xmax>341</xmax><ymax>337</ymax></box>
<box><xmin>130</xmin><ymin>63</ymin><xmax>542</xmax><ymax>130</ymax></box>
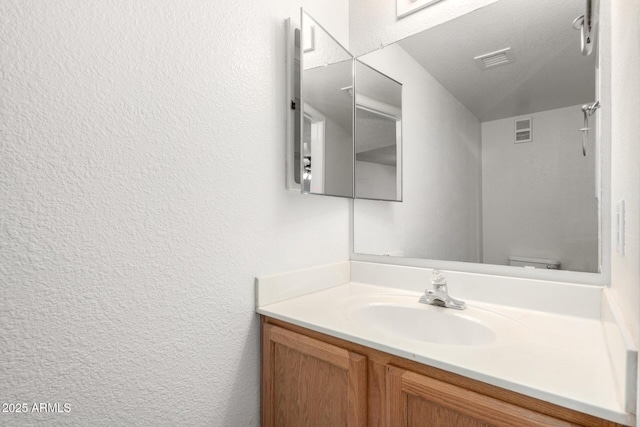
<box><xmin>367</xmin><ymin>360</ymin><xmax>388</xmax><ymax>427</ymax></box>
<box><xmin>262</xmin><ymin>317</ymin><xmax>627</xmax><ymax>427</ymax></box>
<box><xmin>262</xmin><ymin>323</ymin><xmax>367</xmax><ymax>427</ymax></box>
<box><xmin>406</xmin><ymin>394</ymin><xmax>492</xmax><ymax>427</ymax></box>
<box><xmin>387</xmin><ymin>366</ymin><xmax>579</xmax><ymax>427</ymax></box>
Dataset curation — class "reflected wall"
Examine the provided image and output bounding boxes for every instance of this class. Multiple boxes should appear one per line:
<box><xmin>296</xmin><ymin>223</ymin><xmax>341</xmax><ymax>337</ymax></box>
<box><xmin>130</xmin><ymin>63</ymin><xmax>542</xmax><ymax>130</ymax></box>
<box><xmin>301</xmin><ymin>11</ymin><xmax>354</xmax><ymax>197</ymax></box>
<box><xmin>352</xmin><ymin>0</ymin><xmax>599</xmax><ymax>273</ymax></box>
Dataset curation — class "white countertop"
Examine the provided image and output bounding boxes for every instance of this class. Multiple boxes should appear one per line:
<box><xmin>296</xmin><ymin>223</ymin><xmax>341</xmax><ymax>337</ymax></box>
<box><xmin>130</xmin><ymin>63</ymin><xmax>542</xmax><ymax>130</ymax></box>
<box><xmin>257</xmin><ymin>277</ymin><xmax>633</xmax><ymax>426</ymax></box>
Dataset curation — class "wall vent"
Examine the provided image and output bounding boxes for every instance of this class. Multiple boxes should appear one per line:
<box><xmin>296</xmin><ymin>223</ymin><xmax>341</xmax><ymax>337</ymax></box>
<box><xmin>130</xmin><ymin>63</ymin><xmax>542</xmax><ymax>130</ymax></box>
<box><xmin>514</xmin><ymin>118</ymin><xmax>532</xmax><ymax>143</ymax></box>
<box><xmin>474</xmin><ymin>47</ymin><xmax>514</xmax><ymax>69</ymax></box>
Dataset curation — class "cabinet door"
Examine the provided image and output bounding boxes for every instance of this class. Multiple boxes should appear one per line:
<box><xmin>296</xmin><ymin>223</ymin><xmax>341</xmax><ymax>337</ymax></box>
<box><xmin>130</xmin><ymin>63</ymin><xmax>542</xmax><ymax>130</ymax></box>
<box><xmin>262</xmin><ymin>323</ymin><xmax>367</xmax><ymax>427</ymax></box>
<box><xmin>386</xmin><ymin>366</ymin><xmax>574</xmax><ymax>427</ymax></box>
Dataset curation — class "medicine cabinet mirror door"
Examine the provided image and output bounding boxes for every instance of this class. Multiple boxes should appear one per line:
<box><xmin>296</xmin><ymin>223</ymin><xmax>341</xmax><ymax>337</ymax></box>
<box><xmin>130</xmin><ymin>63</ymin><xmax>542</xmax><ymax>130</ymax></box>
<box><xmin>355</xmin><ymin>59</ymin><xmax>403</xmax><ymax>202</ymax></box>
<box><xmin>298</xmin><ymin>10</ymin><xmax>354</xmax><ymax>198</ymax></box>
<box><xmin>352</xmin><ymin>0</ymin><xmax>603</xmax><ymax>277</ymax></box>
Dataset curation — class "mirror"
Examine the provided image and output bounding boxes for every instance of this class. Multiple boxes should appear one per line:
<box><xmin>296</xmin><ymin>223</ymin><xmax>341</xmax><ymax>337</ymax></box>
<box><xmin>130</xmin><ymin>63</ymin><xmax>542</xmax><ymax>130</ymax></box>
<box><xmin>355</xmin><ymin>60</ymin><xmax>403</xmax><ymax>201</ymax></box>
<box><xmin>299</xmin><ymin>11</ymin><xmax>354</xmax><ymax>198</ymax></box>
<box><xmin>287</xmin><ymin>10</ymin><xmax>404</xmax><ymax>201</ymax></box>
<box><xmin>353</xmin><ymin>0</ymin><xmax>601</xmax><ymax>274</ymax></box>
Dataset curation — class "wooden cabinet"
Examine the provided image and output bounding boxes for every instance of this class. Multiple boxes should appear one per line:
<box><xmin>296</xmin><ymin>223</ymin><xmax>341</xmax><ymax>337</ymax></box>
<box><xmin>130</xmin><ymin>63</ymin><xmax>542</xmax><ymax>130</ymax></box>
<box><xmin>261</xmin><ymin>317</ymin><xmax>626</xmax><ymax>427</ymax></box>
<box><xmin>387</xmin><ymin>366</ymin><xmax>576</xmax><ymax>427</ymax></box>
<box><xmin>261</xmin><ymin>323</ymin><xmax>367</xmax><ymax>426</ymax></box>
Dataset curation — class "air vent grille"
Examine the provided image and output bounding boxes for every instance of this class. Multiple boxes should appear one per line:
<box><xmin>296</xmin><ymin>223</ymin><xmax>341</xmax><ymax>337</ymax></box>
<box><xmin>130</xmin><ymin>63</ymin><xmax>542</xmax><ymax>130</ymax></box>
<box><xmin>515</xmin><ymin>131</ymin><xmax>531</xmax><ymax>142</ymax></box>
<box><xmin>514</xmin><ymin>118</ymin><xmax>532</xmax><ymax>143</ymax></box>
<box><xmin>474</xmin><ymin>47</ymin><xmax>514</xmax><ymax>69</ymax></box>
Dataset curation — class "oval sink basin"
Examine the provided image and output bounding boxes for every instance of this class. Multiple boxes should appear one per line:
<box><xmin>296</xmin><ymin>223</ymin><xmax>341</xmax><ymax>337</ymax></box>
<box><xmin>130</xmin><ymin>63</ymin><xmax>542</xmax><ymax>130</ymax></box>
<box><xmin>351</xmin><ymin>304</ymin><xmax>495</xmax><ymax>345</ymax></box>
<box><xmin>346</xmin><ymin>297</ymin><xmax>523</xmax><ymax>346</ymax></box>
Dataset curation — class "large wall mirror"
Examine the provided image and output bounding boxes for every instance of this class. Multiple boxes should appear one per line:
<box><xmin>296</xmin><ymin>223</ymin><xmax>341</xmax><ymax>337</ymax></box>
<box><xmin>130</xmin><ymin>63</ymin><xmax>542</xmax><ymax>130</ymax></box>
<box><xmin>352</xmin><ymin>0</ymin><xmax>606</xmax><ymax>280</ymax></box>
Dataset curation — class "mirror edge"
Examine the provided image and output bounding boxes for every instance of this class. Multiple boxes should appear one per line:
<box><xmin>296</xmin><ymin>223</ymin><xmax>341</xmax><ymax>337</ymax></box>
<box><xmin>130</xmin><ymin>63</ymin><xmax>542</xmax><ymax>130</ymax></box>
<box><xmin>284</xmin><ymin>16</ymin><xmax>302</xmax><ymax>193</ymax></box>
<box><xmin>350</xmin><ymin>251</ymin><xmax>609</xmax><ymax>286</ymax></box>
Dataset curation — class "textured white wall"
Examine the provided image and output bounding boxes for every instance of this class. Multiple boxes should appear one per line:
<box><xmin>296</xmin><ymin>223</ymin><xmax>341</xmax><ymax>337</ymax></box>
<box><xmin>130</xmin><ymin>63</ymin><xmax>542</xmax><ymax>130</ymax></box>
<box><xmin>353</xmin><ymin>44</ymin><xmax>481</xmax><ymax>261</ymax></box>
<box><xmin>600</xmin><ymin>0</ymin><xmax>640</xmax><ymax>418</ymax></box>
<box><xmin>608</xmin><ymin>0</ymin><xmax>640</xmax><ymax>346</ymax></box>
<box><xmin>481</xmin><ymin>106</ymin><xmax>599</xmax><ymax>273</ymax></box>
<box><xmin>0</xmin><ymin>1</ymin><xmax>349</xmax><ymax>426</ymax></box>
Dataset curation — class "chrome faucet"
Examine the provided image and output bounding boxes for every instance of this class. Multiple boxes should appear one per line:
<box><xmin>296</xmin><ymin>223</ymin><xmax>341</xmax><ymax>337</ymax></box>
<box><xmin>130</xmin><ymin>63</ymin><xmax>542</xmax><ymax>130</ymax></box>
<box><xmin>419</xmin><ymin>270</ymin><xmax>466</xmax><ymax>310</ymax></box>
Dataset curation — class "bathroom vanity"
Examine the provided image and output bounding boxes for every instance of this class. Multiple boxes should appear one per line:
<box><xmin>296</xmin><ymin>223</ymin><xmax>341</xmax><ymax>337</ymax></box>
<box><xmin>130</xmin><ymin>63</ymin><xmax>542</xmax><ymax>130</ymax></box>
<box><xmin>270</xmin><ymin>0</ymin><xmax>633</xmax><ymax>424</ymax></box>
<box><xmin>256</xmin><ymin>262</ymin><xmax>635</xmax><ymax>426</ymax></box>
<box><xmin>261</xmin><ymin>318</ymin><xmax>622</xmax><ymax>426</ymax></box>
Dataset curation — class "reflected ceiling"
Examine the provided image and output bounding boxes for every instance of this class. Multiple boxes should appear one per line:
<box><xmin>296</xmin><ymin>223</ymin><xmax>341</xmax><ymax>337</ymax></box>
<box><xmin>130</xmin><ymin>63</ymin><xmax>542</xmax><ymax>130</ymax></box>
<box><xmin>397</xmin><ymin>0</ymin><xmax>596</xmax><ymax>121</ymax></box>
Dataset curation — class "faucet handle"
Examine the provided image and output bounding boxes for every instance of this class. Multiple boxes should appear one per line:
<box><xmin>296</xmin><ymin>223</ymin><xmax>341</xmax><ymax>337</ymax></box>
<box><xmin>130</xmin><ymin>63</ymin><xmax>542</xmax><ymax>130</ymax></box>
<box><xmin>431</xmin><ymin>269</ymin><xmax>446</xmax><ymax>286</ymax></box>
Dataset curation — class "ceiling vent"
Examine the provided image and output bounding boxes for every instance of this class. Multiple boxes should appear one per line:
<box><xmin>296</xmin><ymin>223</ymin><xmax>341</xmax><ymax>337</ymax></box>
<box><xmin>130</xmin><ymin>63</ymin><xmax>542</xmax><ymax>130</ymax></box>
<box><xmin>474</xmin><ymin>47</ymin><xmax>514</xmax><ymax>69</ymax></box>
<box><xmin>514</xmin><ymin>117</ymin><xmax>532</xmax><ymax>143</ymax></box>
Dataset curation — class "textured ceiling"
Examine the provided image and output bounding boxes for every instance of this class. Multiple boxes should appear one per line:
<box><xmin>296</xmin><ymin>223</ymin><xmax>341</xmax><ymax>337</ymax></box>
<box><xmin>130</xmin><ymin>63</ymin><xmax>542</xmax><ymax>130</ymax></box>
<box><xmin>311</xmin><ymin>0</ymin><xmax>597</xmax><ymax>126</ymax></box>
<box><xmin>304</xmin><ymin>60</ymin><xmax>353</xmax><ymax>131</ymax></box>
<box><xmin>356</xmin><ymin>59</ymin><xmax>402</xmax><ymax>108</ymax></box>
<box><xmin>397</xmin><ymin>0</ymin><xmax>596</xmax><ymax>122</ymax></box>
